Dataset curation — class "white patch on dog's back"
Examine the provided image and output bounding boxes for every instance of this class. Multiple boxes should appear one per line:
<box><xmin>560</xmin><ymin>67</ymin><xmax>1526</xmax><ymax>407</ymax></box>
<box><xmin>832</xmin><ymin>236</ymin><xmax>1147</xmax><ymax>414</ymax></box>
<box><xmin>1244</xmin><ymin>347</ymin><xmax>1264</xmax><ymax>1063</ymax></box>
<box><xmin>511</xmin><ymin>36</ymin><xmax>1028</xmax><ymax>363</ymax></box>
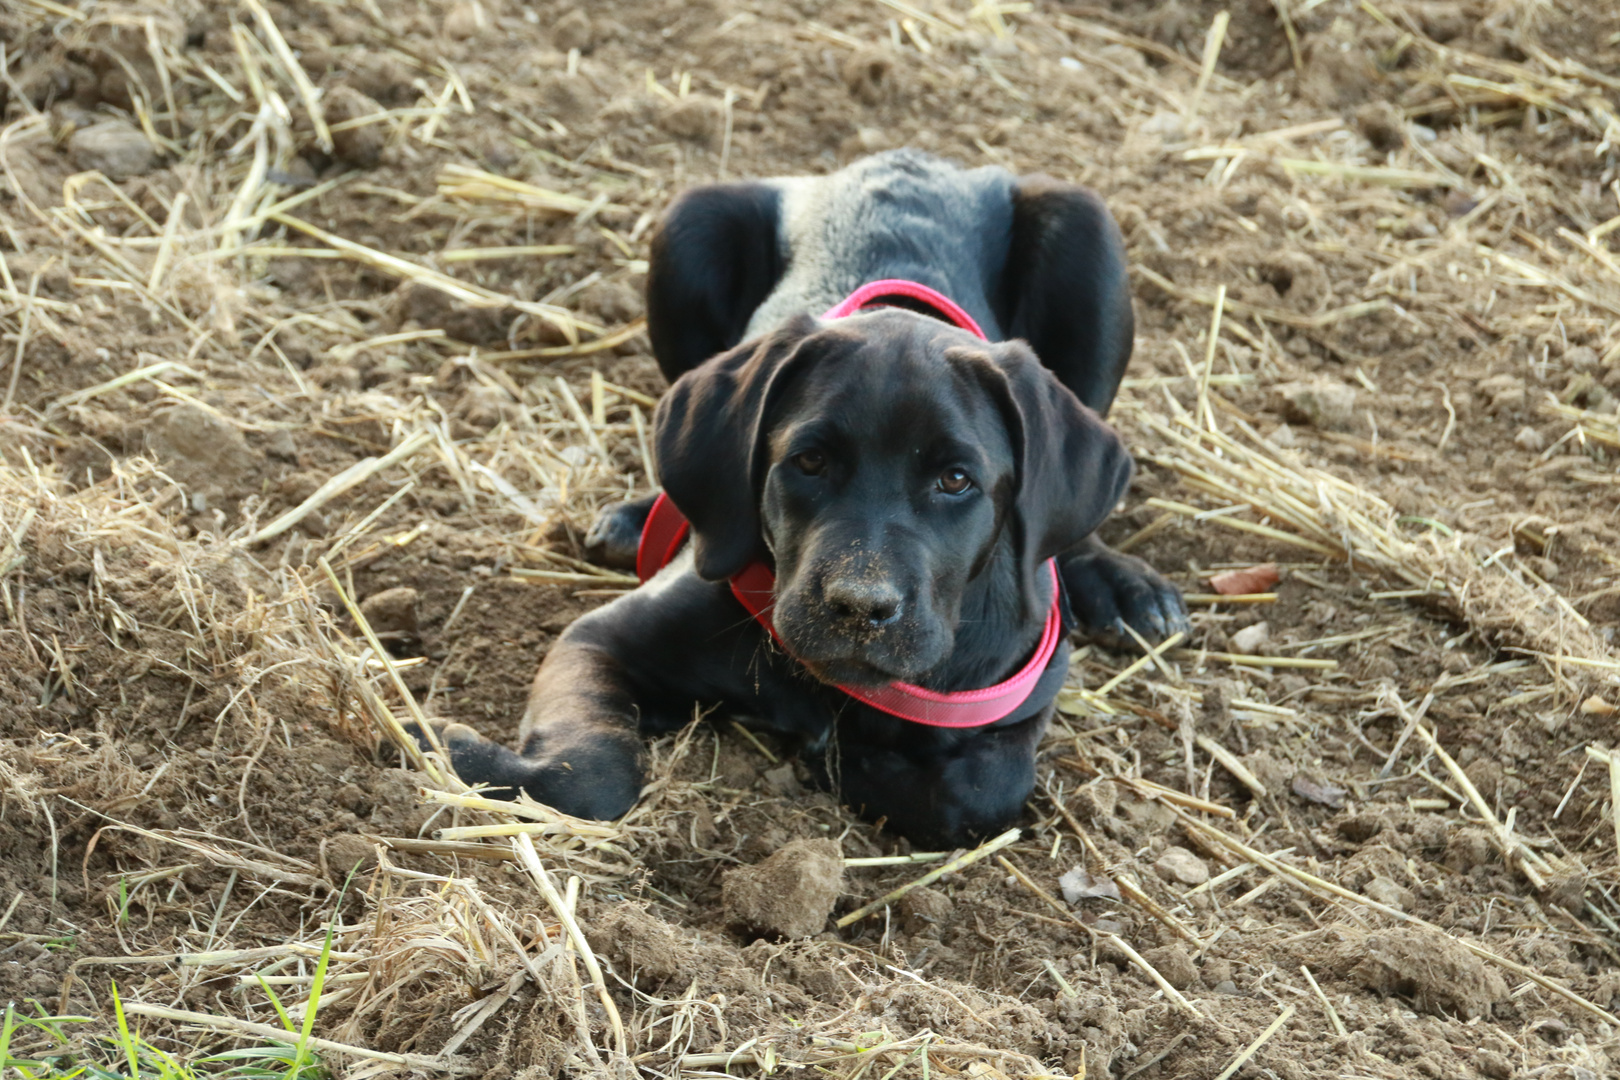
<box><xmin>743</xmin><ymin>151</ymin><xmax>1016</xmax><ymax>341</ymax></box>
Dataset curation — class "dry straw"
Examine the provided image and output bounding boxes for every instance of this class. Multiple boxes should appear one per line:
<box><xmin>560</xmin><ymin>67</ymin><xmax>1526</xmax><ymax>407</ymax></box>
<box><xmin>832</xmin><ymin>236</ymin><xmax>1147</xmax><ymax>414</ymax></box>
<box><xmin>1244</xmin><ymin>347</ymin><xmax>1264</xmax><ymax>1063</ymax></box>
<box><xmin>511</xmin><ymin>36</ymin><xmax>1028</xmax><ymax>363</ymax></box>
<box><xmin>1121</xmin><ymin>406</ymin><xmax>1617</xmax><ymax>678</ymax></box>
<box><xmin>836</xmin><ymin>827</ymin><xmax>1020</xmax><ymax>927</ymax></box>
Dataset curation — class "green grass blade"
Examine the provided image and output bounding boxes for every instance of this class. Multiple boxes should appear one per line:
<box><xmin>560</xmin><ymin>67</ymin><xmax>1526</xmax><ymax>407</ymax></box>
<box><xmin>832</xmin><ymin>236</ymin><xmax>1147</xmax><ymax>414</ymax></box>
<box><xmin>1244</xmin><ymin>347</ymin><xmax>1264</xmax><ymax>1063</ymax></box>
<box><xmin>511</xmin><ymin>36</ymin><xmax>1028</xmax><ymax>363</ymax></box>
<box><xmin>287</xmin><ymin>932</ymin><xmax>333</xmax><ymax>1078</ymax></box>
<box><xmin>286</xmin><ymin>867</ymin><xmax>354</xmax><ymax>1080</ymax></box>
<box><xmin>108</xmin><ymin>983</ymin><xmax>141</xmax><ymax>1080</ymax></box>
<box><xmin>1</xmin><ymin>1003</ymin><xmax>16</xmax><ymax>1069</ymax></box>
<box><xmin>251</xmin><ymin>976</ymin><xmax>296</xmax><ymax>1035</ymax></box>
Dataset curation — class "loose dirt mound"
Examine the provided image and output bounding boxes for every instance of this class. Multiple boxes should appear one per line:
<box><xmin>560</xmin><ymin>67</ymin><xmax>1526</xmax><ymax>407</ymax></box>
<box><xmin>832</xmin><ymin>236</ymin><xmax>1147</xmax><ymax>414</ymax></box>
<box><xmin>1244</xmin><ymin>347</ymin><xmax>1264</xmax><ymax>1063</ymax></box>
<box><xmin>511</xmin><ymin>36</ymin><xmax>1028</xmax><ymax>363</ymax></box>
<box><xmin>1</xmin><ymin>0</ymin><xmax>1619</xmax><ymax>1077</ymax></box>
<box><xmin>1339</xmin><ymin>926</ymin><xmax>1511</xmax><ymax>1019</ymax></box>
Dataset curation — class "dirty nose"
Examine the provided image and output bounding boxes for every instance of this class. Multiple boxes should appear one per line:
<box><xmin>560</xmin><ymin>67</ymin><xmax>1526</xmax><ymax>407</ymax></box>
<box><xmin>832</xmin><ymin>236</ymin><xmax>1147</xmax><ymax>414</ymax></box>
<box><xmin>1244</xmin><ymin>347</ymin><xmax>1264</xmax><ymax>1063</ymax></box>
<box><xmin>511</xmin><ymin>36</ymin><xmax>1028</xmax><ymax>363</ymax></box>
<box><xmin>823</xmin><ymin>578</ymin><xmax>903</xmax><ymax>628</ymax></box>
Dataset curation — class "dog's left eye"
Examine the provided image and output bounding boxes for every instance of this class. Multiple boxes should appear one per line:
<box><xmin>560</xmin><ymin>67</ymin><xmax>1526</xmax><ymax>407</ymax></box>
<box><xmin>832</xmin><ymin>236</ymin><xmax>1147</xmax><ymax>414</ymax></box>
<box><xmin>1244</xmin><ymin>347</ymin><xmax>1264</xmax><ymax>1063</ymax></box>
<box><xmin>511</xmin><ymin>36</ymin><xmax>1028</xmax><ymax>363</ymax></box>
<box><xmin>937</xmin><ymin>467</ymin><xmax>973</xmax><ymax>495</ymax></box>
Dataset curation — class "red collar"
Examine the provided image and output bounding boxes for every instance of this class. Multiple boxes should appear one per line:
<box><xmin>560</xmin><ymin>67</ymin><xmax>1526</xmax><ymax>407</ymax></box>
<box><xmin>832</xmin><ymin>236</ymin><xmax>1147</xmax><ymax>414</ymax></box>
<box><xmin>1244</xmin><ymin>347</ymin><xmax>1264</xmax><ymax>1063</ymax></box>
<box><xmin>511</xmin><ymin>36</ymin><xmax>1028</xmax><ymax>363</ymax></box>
<box><xmin>820</xmin><ymin>278</ymin><xmax>989</xmax><ymax>337</ymax></box>
<box><xmin>636</xmin><ymin>281</ymin><xmax>1066</xmax><ymax>729</ymax></box>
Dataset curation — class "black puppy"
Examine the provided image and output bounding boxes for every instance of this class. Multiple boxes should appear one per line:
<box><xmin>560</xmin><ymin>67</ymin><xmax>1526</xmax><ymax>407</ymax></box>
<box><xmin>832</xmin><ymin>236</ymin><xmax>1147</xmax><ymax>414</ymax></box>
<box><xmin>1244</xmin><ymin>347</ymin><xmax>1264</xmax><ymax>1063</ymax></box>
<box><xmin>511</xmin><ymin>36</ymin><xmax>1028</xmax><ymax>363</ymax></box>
<box><xmin>412</xmin><ymin>151</ymin><xmax>1187</xmax><ymax>847</ymax></box>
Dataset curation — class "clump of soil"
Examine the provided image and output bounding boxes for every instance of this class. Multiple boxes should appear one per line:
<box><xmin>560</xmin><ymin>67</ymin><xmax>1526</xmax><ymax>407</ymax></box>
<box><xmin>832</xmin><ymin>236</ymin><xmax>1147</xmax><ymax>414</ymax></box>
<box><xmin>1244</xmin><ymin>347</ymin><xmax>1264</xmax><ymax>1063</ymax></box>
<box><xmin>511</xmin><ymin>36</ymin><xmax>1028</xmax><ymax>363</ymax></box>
<box><xmin>1339</xmin><ymin>927</ymin><xmax>1510</xmax><ymax>1018</ymax></box>
<box><xmin>722</xmin><ymin>838</ymin><xmax>845</xmax><ymax>939</ymax></box>
<box><xmin>590</xmin><ymin>904</ymin><xmax>716</xmax><ymax>984</ymax></box>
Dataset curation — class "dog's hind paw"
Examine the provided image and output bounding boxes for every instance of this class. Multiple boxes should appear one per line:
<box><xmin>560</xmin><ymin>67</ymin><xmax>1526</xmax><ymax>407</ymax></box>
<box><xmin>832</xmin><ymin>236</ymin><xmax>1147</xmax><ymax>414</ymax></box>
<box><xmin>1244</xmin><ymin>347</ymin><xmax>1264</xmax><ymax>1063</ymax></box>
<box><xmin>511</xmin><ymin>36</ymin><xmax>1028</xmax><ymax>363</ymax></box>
<box><xmin>583</xmin><ymin>493</ymin><xmax>658</xmax><ymax>570</ymax></box>
<box><xmin>1061</xmin><ymin>543</ymin><xmax>1190</xmax><ymax>644</ymax></box>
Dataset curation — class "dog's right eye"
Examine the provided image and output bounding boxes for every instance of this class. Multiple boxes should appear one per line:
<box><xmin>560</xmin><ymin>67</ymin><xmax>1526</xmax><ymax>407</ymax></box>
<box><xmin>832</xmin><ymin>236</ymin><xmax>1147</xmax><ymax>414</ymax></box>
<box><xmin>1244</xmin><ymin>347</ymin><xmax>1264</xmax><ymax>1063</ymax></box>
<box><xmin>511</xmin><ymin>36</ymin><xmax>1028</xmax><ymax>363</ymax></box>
<box><xmin>937</xmin><ymin>467</ymin><xmax>973</xmax><ymax>495</ymax></box>
<box><xmin>792</xmin><ymin>450</ymin><xmax>827</xmax><ymax>476</ymax></box>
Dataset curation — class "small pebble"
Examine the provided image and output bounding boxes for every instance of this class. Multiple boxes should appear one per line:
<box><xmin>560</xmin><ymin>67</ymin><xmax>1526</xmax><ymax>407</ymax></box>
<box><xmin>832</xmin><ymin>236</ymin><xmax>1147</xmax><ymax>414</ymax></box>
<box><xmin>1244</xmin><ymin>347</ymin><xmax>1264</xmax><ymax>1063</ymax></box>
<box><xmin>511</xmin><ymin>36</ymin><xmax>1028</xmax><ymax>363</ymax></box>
<box><xmin>325</xmin><ymin>86</ymin><xmax>386</xmax><ymax>168</ymax></box>
<box><xmin>1274</xmin><ymin>380</ymin><xmax>1357</xmax><ymax>431</ymax></box>
<box><xmin>1363</xmin><ymin>875</ymin><xmax>1415</xmax><ymax>912</ymax></box>
<box><xmin>1141</xmin><ymin>111</ymin><xmax>1185</xmax><ymax>140</ymax></box>
<box><xmin>554</xmin><ymin>9</ymin><xmax>594</xmax><ymax>51</ymax></box>
<box><xmin>722</xmin><ymin>838</ymin><xmax>843</xmax><ymax>939</ymax></box>
<box><xmin>442</xmin><ymin>0</ymin><xmax>490</xmax><ymax>39</ymax></box>
<box><xmin>359</xmin><ymin>586</ymin><xmax>420</xmax><ymax>637</ymax></box>
<box><xmin>1142</xmin><ymin>945</ymin><xmax>1198</xmax><ymax>990</ymax></box>
<box><xmin>1229</xmin><ymin>621</ymin><xmax>1271</xmax><ymax>655</ymax></box>
<box><xmin>1059</xmin><ymin>866</ymin><xmax>1120</xmax><ymax>903</ymax></box>
<box><xmin>1514</xmin><ymin>426</ymin><xmax>1546</xmax><ymax>452</ymax></box>
<box><xmin>1566</xmin><ymin>345</ymin><xmax>1599</xmax><ymax>370</ymax></box>
<box><xmin>68</xmin><ymin>120</ymin><xmax>157</xmax><ymax>180</ymax></box>
<box><xmin>659</xmin><ymin>95</ymin><xmax>723</xmax><ymax>143</ymax></box>
<box><xmin>1153</xmin><ymin>846</ymin><xmax>1210</xmax><ymax>887</ymax></box>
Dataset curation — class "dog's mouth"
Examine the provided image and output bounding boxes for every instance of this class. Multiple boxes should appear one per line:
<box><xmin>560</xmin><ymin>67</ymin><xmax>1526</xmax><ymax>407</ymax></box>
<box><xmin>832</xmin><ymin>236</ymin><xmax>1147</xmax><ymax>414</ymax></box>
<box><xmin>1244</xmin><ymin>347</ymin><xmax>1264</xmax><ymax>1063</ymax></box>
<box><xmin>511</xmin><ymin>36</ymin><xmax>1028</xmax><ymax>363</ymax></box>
<box><xmin>794</xmin><ymin>654</ymin><xmax>899</xmax><ymax>689</ymax></box>
<box><xmin>771</xmin><ymin>571</ymin><xmax>954</xmax><ymax>688</ymax></box>
<box><xmin>780</xmin><ymin>622</ymin><xmax>946</xmax><ymax>687</ymax></box>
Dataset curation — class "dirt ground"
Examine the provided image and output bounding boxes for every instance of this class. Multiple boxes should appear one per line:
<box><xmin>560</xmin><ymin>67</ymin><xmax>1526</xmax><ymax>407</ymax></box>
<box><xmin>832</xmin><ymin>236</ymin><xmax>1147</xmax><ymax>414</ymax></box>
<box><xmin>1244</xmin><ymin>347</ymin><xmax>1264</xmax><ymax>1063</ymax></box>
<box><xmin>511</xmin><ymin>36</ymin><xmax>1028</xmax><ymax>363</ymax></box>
<box><xmin>2</xmin><ymin>0</ymin><xmax>1620</xmax><ymax>1077</ymax></box>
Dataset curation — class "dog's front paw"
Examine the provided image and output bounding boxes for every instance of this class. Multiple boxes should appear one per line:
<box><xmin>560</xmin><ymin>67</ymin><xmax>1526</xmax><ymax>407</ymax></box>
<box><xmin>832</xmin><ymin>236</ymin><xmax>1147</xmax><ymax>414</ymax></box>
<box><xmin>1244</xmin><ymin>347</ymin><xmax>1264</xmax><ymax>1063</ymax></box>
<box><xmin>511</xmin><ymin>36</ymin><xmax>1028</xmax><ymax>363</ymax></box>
<box><xmin>399</xmin><ymin>719</ymin><xmax>531</xmax><ymax>800</ymax></box>
<box><xmin>582</xmin><ymin>495</ymin><xmax>657</xmax><ymax>570</ymax></box>
<box><xmin>1062</xmin><ymin>545</ymin><xmax>1190</xmax><ymax>643</ymax></box>
<box><xmin>400</xmin><ymin>719</ymin><xmax>479</xmax><ymax>758</ymax></box>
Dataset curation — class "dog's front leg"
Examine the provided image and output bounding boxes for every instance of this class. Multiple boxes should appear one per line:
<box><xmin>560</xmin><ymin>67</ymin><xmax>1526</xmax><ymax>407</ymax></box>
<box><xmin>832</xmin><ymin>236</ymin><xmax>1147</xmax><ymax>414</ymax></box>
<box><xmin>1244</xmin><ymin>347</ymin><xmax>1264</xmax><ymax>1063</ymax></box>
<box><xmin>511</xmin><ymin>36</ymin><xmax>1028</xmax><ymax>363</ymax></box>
<box><xmin>407</xmin><ymin>568</ymin><xmax>803</xmax><ymax>822</ymax></box>
<box><xmin>827</xmin><ymin>714</ymin><xmax>1050</xmax><ymax>849</ymax></box>
<box><xmin>582</xmin><ymin>492</ymin><xmax>658</xmax><ymax>570</ymax></box>
<box><xmin>406</xmin><ymin>636</ymin><xmax>648</xmax><ymax>820</ymax></box>
<box><xmin>1060</xmin><ymin>533</ymin><xmax>1190</xmax><ymax>643</ymax></box>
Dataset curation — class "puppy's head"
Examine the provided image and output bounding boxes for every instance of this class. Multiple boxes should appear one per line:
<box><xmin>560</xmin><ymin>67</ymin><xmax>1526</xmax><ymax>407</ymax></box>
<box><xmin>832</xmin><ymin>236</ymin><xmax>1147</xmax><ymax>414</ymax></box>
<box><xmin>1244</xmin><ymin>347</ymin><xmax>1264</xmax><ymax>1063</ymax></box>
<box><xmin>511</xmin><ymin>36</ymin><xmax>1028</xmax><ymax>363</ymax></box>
<box><xmin>654</xmin><ymin>310</ymin><xmax>1131</xmax><ymax>686</ymax></box>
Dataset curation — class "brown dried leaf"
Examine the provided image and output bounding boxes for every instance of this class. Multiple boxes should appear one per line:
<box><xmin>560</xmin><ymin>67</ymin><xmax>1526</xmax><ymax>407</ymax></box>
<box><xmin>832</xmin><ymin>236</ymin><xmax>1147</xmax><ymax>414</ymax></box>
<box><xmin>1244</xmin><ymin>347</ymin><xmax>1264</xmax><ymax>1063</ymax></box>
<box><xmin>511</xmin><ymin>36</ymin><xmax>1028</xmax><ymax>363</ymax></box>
<box><xmin>1059</xmin><ymin>866</ymin><xmax>1122</xmax><ymax>904</ymax></box>
<box><xmin>1209</xmin><ymin>563</ymin><xmax>1281</xmax><ymax>595</ymax></box>
<box><xmin>1292</xmin><ymin>773</ymin><xmax>1347</xmax><ymax>809</ymax></box>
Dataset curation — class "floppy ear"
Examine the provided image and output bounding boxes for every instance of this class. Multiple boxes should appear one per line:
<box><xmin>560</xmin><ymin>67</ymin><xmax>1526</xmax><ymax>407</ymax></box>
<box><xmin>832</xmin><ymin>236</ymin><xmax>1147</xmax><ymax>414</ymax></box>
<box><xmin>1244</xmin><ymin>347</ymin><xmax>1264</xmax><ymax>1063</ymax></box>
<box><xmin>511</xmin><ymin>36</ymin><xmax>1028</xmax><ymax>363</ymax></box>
<box><xmin>653</xmin><ymin>314</ymin><xmax>822</xmax><ymax>581</ymax></box>
<box><xmin>955</xmin><ymin>341</ymin><xmax>1133</xmax><ymax>595</ymax></box>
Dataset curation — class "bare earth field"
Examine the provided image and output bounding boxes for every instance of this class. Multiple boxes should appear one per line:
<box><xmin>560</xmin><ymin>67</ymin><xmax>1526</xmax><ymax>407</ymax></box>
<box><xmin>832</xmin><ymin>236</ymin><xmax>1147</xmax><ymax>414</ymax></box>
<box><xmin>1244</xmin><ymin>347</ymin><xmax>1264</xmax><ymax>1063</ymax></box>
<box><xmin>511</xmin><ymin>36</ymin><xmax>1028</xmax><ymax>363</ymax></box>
<box><xmin>2</xmin><ymin>0</ymin><xmax>1620</xmax><ymax>1077</ymax></box>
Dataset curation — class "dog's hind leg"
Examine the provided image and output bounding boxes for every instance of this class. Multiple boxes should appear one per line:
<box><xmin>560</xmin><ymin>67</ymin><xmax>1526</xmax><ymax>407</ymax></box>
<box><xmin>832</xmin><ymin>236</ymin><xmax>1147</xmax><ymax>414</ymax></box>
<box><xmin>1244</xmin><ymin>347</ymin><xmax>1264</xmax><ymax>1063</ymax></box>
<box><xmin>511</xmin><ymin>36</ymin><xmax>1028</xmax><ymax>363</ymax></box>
<box><xmin>581</xmin><ymin>182</ymin><xmax>785</xmax><ymax>570</ymax></box>
<box><xmin>1060</xmin><ymin>533</ymin><xmax>1190</xmax><ymax>643</ymax></box>
<box><xmin>646</xmin><ymin>181</ymin><xmax>785</xmax><ymax>381</ymax></box>
<box><xmin>1000</xmin><ymin>181</ymin><xmax>1187</xmax><ymax>642</ymax></box>
<box><xmin>1001</xmin><ymin>178</ymin><xmax>1135</xmax><ymax>417</ymax></box>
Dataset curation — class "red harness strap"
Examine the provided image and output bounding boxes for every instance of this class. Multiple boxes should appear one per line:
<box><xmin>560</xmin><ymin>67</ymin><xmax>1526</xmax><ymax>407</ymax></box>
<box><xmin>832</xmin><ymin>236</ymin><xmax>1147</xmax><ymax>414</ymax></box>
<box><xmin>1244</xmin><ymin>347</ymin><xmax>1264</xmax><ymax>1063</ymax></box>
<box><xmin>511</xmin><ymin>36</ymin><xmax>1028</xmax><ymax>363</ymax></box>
<box><xmin>636</xmin><ymin>280</ymin><xmax>1066</xmax><ymax>729</ymax></box>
